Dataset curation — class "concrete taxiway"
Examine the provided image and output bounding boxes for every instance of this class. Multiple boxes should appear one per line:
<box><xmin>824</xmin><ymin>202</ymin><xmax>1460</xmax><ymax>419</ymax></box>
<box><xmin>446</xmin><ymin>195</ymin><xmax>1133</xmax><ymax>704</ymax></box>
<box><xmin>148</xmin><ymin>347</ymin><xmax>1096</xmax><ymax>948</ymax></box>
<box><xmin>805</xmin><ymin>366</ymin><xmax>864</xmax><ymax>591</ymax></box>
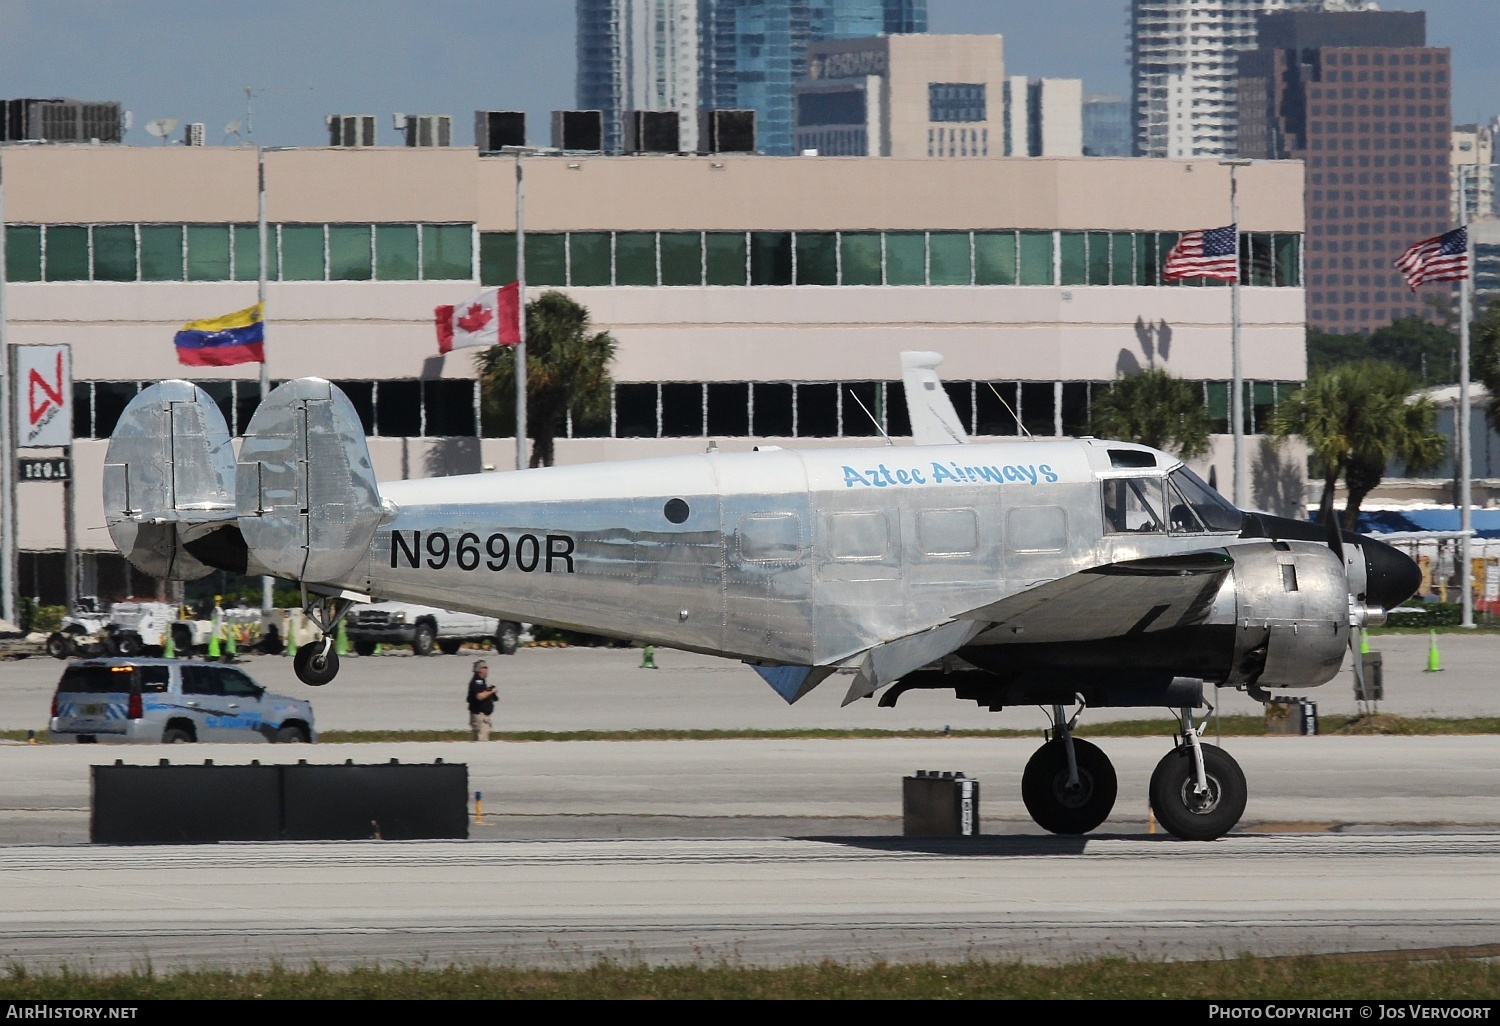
<box><xmin>0</xmin><ymin>641</ymin><xmax>1496</xmax><ymax>970</ymax></box>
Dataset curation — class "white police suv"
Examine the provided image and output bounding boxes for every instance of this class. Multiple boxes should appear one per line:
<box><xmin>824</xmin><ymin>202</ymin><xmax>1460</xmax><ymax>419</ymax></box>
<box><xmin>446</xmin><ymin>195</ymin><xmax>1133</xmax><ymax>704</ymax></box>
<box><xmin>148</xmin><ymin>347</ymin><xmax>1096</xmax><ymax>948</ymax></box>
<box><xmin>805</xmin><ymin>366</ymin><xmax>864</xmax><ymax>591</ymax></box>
<box><xmin>49</xmin><ymin>659</ymin><xmax>316</xmax><ymax>744</ymax></box>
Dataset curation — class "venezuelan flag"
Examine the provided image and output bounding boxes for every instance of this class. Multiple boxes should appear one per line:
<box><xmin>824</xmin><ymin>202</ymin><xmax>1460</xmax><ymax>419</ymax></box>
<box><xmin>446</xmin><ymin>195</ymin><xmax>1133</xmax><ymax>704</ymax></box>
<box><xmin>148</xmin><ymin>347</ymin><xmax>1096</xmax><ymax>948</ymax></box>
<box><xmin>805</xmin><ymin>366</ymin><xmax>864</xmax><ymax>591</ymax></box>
<box><xmin>174</xmin><ymin>303</ymin><xmax>265</xmax><ymax>367</ymax></box>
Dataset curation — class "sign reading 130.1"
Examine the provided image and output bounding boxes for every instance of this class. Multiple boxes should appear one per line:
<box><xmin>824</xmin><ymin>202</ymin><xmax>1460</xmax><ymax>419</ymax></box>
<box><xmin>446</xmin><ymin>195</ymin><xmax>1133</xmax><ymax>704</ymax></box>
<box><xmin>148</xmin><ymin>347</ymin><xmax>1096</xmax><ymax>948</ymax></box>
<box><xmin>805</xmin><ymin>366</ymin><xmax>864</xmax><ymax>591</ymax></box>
<box><xmin>18</xmin><ymin>458</ymin><xmax>70</xmax><ymax>482</ymax></box>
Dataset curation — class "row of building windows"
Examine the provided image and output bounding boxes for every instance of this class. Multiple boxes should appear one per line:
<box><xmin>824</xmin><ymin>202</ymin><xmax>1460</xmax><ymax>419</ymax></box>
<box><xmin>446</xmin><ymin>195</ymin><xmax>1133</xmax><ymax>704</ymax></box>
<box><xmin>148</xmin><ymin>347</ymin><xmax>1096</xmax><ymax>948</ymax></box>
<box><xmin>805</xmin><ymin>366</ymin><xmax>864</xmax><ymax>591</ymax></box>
<box><xmin>71</xmin><ymin>377</ymin><xmax>1297</xmax><ymax>443</ymax></box>
<box><xmin>479</xmin><ymin>230</ymin><xmax>1303</xmax><ymax>289</ymax></box>
<box><xmin>560</xmin><ymin>379</ymin><xmax>1295</xmax><ymax>440</ymax></box>
<box><xmin>73</xmin><ymin>379</ymin><xmax>478</xmax><ymax>440</ymax></box>
<box><xmin>3</xmin><ymin>224</ymin><xmax>473</xmax><ymax>283</ymax></box>
<box><xmin>1324</xmin><ymin>51</ymin><xmax>1442</xmax><ymax>68</ymax></box>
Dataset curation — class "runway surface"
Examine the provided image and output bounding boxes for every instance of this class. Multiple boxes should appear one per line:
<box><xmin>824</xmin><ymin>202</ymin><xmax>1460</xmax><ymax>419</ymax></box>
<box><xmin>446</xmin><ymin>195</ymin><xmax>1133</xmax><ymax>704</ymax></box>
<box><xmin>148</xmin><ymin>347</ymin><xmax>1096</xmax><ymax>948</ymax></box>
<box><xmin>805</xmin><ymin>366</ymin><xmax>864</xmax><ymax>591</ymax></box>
<box><xmin>1</xmin><ymin>832</ymin><xmax>1497</xmax><ymax>972</ymax></box>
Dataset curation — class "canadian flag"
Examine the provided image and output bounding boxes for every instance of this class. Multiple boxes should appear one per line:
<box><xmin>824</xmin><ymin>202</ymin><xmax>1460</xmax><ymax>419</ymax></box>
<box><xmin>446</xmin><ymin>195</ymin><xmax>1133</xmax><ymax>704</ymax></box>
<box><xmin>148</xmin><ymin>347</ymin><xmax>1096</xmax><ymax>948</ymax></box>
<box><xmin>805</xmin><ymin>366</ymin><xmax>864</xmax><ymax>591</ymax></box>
<box><xmin>435</xmin><ymin>282</ymin><xmax>521</xmax><ymax>353</ymax></box>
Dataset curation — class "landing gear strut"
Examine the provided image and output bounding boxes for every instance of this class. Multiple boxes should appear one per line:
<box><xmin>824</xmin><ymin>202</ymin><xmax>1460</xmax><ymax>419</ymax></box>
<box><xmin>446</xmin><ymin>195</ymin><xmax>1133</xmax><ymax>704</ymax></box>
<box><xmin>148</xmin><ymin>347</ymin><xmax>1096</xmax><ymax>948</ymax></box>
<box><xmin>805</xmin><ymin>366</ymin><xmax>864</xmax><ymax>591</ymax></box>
<box><xmin>292</xmin><ymin>591</ymin><xmax>356</xmax><ymax>687</ymax></box>
<box><xmin>1022</xmin><ymin>703</ymin><xmax>1118</xmax><ymax>835</ymax></box>
<box><xmin>1148</xmin><ymin>707</ymin><xmax>1247</xmax><ymax>841</ymax></box>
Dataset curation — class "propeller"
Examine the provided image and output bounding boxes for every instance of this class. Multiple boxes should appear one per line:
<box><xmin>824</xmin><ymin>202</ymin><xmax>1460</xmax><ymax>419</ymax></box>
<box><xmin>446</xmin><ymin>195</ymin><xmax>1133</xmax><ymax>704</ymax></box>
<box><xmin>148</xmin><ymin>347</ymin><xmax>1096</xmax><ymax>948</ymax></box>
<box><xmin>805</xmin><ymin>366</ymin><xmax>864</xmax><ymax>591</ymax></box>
<box><xmin>1321</xmin><ymin>490</ymin><xmax>1368</xmax><ymax>699</ymax></box>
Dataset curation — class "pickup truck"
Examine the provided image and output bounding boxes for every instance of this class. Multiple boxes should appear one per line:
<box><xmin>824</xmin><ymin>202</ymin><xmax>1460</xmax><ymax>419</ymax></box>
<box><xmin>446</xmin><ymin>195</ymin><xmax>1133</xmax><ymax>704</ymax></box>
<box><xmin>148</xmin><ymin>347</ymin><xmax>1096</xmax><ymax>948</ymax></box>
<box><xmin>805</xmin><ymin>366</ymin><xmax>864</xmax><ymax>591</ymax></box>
<box><xmin>344</xmin><ymin>602</ymin><xmax>522</xmax><ymax>657</ymax></box>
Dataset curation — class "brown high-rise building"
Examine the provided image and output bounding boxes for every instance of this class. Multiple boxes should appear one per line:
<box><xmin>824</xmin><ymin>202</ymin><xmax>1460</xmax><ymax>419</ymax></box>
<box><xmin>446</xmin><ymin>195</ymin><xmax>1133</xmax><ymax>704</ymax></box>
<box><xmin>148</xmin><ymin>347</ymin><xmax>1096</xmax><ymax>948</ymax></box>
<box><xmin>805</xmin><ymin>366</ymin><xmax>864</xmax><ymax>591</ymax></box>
<box><xmin>1238</xmin><ymin>10</ymin><xmax>1451</xmax><ymax>334</ymax></box>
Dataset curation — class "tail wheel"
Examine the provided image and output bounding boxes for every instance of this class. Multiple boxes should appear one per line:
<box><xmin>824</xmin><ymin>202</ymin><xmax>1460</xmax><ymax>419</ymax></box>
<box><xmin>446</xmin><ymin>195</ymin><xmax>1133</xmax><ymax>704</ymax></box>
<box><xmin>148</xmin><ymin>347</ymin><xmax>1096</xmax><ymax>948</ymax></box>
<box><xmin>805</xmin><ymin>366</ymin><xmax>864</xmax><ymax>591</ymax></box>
<box><xmin>293</xmin><ymin>639</ymin><xmax>340</xmax><ymax>686</ymax></box>
<box><xmin>1149</xmin><ymin>743</ymin><xmax>1247</xmax><ymax>842</ymax></box>
<box><xmin>1021</xmin><ymin>738</ymin><xmax>1118</xmax><ymax>835</ymax></box>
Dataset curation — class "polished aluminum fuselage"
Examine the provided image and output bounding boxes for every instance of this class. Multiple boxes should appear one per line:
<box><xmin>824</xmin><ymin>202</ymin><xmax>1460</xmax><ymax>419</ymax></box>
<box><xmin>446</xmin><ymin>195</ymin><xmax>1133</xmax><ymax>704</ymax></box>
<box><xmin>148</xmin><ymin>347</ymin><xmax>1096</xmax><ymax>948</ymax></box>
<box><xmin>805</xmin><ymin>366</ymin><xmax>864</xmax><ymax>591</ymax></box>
<box><xmin>351</xmin><ymin>440</ymin><xmax>1247</xmax><ymax>669</ymax></box>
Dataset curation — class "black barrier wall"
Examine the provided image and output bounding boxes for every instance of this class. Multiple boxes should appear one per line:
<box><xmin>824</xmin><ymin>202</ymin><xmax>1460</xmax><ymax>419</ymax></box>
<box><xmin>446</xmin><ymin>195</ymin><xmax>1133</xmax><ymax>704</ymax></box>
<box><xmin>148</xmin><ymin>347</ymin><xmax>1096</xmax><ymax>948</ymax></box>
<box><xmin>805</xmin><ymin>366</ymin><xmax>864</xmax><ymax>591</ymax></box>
<box><xmin>91</xmin><ymin>759</ymin><xmax>467</xmax><ymax>844</ymax></box>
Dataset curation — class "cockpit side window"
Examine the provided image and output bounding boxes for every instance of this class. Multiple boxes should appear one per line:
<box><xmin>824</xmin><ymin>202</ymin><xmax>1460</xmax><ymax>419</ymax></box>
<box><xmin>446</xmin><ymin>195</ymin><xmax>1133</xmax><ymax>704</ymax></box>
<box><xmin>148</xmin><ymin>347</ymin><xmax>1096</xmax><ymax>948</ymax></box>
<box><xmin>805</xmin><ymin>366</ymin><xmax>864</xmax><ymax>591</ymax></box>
<box><xmin>1102</xmin><ymin>477</ymin><xmax>1166</xmax><ymax>535</ymax></box>
<box><xmin>1168</xmin><ymin>466</ymin><xmax>1244</xmax><ymax>532</ymax></box>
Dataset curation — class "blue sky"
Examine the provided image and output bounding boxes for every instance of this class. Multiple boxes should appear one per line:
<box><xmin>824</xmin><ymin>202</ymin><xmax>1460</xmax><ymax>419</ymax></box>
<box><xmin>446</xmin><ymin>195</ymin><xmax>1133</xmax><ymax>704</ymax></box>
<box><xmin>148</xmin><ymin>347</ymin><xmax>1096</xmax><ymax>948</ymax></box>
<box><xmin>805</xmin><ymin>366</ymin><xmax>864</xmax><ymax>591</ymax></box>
<box><xmin>0</xmin><ymin>1</ymin><xmax>1493</xmax><ymax>147</ymax></box>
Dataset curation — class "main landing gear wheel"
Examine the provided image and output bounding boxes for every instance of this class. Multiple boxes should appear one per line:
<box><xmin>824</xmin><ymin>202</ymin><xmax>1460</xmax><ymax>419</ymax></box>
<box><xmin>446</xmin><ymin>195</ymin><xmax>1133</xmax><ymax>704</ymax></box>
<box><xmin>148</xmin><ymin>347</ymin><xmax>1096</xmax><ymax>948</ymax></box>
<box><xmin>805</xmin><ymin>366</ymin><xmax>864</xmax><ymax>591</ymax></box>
<box><xmin>1022</xmin><ymin>737</ymin><xmax>1118</xmax><ymax>835</ymax></box>
<box><xmin>1149</xmin><ymin>743</ymin><xmax>1247</xmax><ymax>841</ymax></box>
<box><xmin>293</xmin><ymin>639</ymin><xmax>340</xmax><ymax>686</ymax></box>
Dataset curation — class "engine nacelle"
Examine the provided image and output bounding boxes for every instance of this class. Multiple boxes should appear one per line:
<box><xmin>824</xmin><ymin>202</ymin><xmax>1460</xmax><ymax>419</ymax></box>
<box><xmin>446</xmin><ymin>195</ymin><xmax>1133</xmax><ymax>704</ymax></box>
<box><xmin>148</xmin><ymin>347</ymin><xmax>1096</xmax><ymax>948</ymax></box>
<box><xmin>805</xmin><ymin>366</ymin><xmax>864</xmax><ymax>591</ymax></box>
<box><xmin>1225</xmin><ymin>541</ymin><xmax>1349</xmax><ymax>689</ymax></box>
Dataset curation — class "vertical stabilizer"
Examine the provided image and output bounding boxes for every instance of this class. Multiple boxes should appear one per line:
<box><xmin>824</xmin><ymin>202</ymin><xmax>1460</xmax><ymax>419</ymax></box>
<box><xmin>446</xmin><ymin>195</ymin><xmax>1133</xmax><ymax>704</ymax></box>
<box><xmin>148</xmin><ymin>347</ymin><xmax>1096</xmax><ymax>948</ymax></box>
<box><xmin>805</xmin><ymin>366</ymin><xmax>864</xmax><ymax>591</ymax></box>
<box><xmin>236</xmin><ymin>378</ymin><xmax>384</xmax><ymax>584</ymax></box>
<box><xmin>900</xmin><ymin>351</ymin><xmax>969</xmax><ymax>445</ymax></box>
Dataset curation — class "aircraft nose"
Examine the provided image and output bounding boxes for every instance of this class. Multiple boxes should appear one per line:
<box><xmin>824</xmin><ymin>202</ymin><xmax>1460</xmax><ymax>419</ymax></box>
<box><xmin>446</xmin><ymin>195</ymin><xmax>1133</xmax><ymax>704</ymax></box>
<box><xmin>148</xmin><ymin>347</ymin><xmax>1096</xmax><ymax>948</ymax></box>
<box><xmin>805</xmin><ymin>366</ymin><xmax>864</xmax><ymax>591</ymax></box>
<box><xmin>1362</xmin><ymin>536</ymin><xmax>1422</xmax><ymax>611</ymax></box>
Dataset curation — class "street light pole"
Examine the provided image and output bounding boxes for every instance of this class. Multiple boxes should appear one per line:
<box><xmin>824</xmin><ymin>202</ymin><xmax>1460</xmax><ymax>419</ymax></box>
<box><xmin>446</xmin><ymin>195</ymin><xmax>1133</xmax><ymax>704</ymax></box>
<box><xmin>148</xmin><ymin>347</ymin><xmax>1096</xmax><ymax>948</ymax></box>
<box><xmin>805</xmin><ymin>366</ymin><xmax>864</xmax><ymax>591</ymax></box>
<box><xmin>1457</xmin><ymin>162</ymin><xmax>1475</xmax><ymax>628</ymax></box>
<box><xmin>514</xmin><ymin>152</ymin><xmax>528</xmax><ymax>471</ymax></box>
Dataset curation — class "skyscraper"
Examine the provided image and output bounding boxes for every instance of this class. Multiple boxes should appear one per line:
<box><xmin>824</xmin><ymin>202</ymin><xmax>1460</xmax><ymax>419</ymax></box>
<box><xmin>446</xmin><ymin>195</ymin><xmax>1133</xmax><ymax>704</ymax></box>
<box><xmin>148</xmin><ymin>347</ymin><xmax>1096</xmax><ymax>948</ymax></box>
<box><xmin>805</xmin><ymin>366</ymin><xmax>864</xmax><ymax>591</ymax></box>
<box><xmin>1237</xmin><ymin>9</ymin><xmax>1451</xmax><ymax>333</ymax></box>
<box><xmin>580</xmin><ymin>1</ymin><xmax>927</xmax><ymax>156</ymax></box>
<box><xmin>1130</xmin><ymin>0</ymin><xmax>1376</xmax><ymax>159</ymax></box>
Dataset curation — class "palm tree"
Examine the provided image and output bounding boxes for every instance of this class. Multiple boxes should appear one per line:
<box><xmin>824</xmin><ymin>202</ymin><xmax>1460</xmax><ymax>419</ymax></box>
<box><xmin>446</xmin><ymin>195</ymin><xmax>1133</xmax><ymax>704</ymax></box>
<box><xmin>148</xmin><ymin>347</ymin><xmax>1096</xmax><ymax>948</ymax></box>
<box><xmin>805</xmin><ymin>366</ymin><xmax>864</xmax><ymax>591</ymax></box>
<box><xmin>1272</xmin><ymin>361</ymin><xmax>1445</xmax><ymax>530</ymax></box>
<box><xmin>1472</xmin><ymin>297</ymin><xmax>1500</xmax><ymax>431</ymax></box>
<box><xmin>475</xmin><ymin>291</ymin><xmax>617</xmax><ymax>468</ymax></box>
<box><xmin>1088</xmin><ymin>367</ymin><xmax>1212</xmax><ymax>461</ymax></box>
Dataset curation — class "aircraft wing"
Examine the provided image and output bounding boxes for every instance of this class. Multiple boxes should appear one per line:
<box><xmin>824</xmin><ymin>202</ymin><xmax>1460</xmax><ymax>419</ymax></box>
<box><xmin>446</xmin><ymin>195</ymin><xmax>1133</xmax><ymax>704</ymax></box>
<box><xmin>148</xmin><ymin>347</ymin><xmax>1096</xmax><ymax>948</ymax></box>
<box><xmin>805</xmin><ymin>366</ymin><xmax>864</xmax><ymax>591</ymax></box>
<box><xmin>959</xmin><ymin>550</ymin><xmax>1234</xmax><ymax>646</ymax></box>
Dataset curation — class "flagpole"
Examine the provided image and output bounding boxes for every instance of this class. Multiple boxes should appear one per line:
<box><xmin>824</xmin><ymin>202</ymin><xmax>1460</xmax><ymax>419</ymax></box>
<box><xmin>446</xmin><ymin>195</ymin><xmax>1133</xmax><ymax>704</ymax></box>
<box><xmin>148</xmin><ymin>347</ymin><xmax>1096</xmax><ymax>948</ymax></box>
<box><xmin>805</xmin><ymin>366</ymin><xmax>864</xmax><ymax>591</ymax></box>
<box><xmin>514</xmin><ymin>151</ymin><xmax>528</xmax><ymax>471</ymax></box>
<box><xmin>1222</xmin><ymin>159</ymin><xmax>1251</xmax><ymax>509</ymax></box>
<box><xmin>0</xmin><ymin>150</ymin><xmax>14</xmax><ymax>627</ymax></box>
<box><xmin>1458</xmin><ymin>164</ymin><xmax>1474</xmax><ymax>629</ymax></box>
<box><xmin>258</xmin><ymin>148</ymin><xmax>273</xmax><ymax>614</ymax></box>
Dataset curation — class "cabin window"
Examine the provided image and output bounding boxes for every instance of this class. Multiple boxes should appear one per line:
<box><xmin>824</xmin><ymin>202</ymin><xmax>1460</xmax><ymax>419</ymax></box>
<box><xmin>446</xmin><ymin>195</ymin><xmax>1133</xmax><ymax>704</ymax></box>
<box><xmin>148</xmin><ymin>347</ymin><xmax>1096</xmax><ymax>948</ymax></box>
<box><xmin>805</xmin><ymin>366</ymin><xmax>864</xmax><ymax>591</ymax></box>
<box><xmin>1102</xmin><ymin>477</ymin><xmax>1166</xmax><ymax>534</ymax></box>
<box><xmin>918</xmin><ymin>508</ymin><xmax>978</xmax><ymax>555</ymax></box>
<box><xmin>826</xmin><ymin>512</ymin><xmax>889</xmax><ymax>561</ymax></box>
<box><xmin>738</xmin><ymin>513</ymin><xmax>802</xmax><ymax>563</ymax></box>
<box><xmin>1007</xmin><ymin>506</ymin><xmax>1067</xmax><ymax>552</ymax></box>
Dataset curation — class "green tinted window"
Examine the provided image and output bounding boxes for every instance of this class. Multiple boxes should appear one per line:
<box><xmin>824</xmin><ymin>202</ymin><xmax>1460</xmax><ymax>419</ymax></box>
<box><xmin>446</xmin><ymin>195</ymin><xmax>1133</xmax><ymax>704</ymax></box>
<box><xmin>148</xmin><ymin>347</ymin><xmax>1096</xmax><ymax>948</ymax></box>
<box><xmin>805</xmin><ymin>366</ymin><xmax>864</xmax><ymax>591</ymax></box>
<box><xmin>1110</xmin><ymin>232</ymin><xmax>1135</xmax><ymax>285</ymax></box>
<box><xmin>974</xmin><ymin>232</ymin><xmax>1016</xmax><ymax>285</ymax></box>
<box><xmin>839</xmin><ymin>232</ymin><xmax>881</xmax><ymax>285</ymax></box>
<box><xmin>525</xmin><ymin>233</ymin><xmax>566</xmax><ymax>285</ymax></box>
<box><xmin>422</xmin><ymin>224</ymin><xmax>471</xmax><ymax>279</ymax></box>
<box><xmin>794</xmin><ymin>232</ymin><xmax>836</xmax><ymax>285</ymax></box>
<box><xmin>568</xmin><ymin>232</ymin><xmax>611</xmax><ymax>286</ymax></box>
<box><xmin>1274</xmin><ymin>233</ymin><xmax>1301</xmax><ymax>287</ymax></box>
<box><xmin>375</xmin><ymin>224</ymin><xmax>419</xmax><ymax>280</ymax></box>
<box><xmin>92</xmin><ymin>225</ymin><xmax>137</xmax><ymax>282</ymax></box>
<box><xmin>44</xmin><ymin>226</ymin><xmax>89</xmax><ymax>281</ymax></box>
<box><xmin>615</xmin><ymin>232</ymin><xmax>657</xmax><ymax>286</ymax></box>
<box><xmin>1245</xmin><ymin>232</ymin><xmax>1273</xmax><ymax>287</ymax></box>
<box><xmin>705</xmin><ymin>233</ymin><xmax>747</xmax><ymax>285</ymax></box>
<box><xmin>1205</xmin><ymin>381</ymin><xmax>1229</xmax><ymax>433</ymax></box>
<box><xmin>1059</xmin><ymin>232</ymin><xmax>1086</xmax><ymax>286</ymax></box>
<box><xmin>479</xmin><ymin>232</ymin><xmax>516</xmax><ymax>286</ymax></box>
<box><xmin>750</xmin><ymin>232</ymin><xmax>792</xmax><ymax>285</ymax></box>
<box><xmin>1088</xmin><ymin>232</ymin><xmax>1111</xmax><ymax>285</ymax></box>
<box><xmin>1156</xmin><ymin>233</ymin><xmax>1179</xmax><ymax>287</ymax></box>
<box><xmin>884</xmin><ymin>232</ymin><xmax>925</xmax><ymax>285</ymax></box>
<box><xmin>660</xmin><ymin>232</ymin><xmax>702</xmax><ymax>286</ymax></box>
<box><xmin>5</xmin><ymin>226</ymin><xmax>41</xmax><ymax>282</ymax></box>
<box><xmin>1135</xmin><ymin>232</ymin><xmax>1159</xmax><ymax>286</ymax></box>
<box><xmin>186</xmin><ymin>226</ymin><xmax>230</xmax><ymax>281</ymax></box>
<box><xmin>928</xmin><ymin>232</ymin><xmax>971</xmax><ymax>285</ymax></box>
<box><xmin>139</xmin><ymin>225</ymin><xmax>183</xmax><ymax>281</ymax></box>
<box><xmin>278</xmin><ymin>225</ymin><xmax>324</xmax><ymax>281</ymax></box>
<box><xmin>329</xmin><ymin>225</ymin><xmax>372</xmax><ymax>281</ymax></box>
<box><xmin>232</xmin><ymin>225</ymin><xmax>261</xmax><ymax>281</ymax></box>
<box><xmin>1018</xmin><ymin>231</ymin><xmax>1053</xmax><ymax>285</ymax></box>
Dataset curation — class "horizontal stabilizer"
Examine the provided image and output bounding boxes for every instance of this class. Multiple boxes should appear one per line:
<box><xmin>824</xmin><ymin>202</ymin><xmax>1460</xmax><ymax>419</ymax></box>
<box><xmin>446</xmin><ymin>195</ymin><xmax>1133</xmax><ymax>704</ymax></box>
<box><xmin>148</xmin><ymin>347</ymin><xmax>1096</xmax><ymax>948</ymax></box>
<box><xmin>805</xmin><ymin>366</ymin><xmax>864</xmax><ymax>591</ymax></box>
<box><xmin>236</xmin><ymin>378</ymin><xmax>384</xmax><ymax>584</ymax></box>
<box><xmin>900</xmin><ymin>351</ymin><xmax>968</xmax><ymax>446</ymax></box>
<box><xmin>963</xmin><ymin>551</ymin><xmax>1234</xmax><ymax>645</ymax></box>
<box><xmin>103</xmin><ymin>381</ymin><xmax>237</xmax><ymax>580</ymax></box>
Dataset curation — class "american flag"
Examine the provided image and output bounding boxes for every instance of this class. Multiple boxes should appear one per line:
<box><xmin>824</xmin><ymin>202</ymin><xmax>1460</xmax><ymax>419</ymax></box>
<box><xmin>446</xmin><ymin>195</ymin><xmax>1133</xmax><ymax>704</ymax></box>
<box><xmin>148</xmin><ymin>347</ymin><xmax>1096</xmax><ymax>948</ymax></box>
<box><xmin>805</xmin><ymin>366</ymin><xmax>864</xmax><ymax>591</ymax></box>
<box><xmin>1162</xmin><ymin>224</ymin><xmax>1240</xmax><ymax>282</ymax></box>
<box><xmin>1394</xmin><ymin>227</ymin><xmax>1469</xmax><ymax>291</ymax></box>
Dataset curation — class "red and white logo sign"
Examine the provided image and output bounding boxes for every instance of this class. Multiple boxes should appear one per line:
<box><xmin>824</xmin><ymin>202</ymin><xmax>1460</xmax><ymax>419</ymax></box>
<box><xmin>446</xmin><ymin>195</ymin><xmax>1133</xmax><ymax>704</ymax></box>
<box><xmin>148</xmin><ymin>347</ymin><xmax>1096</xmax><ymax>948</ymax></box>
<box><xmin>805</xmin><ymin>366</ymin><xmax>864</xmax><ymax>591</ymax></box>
<box><xmin>16</xmin><ymin>345</ymin><xmax>72</xmax><ymax>448</ymax></box>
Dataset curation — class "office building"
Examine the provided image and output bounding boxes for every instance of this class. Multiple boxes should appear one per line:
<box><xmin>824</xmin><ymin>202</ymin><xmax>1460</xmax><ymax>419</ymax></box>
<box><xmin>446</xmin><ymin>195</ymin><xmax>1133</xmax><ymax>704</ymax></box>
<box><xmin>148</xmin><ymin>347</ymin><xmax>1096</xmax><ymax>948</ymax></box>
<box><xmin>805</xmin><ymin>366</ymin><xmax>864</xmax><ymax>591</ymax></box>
<box><xmin>1083</xmin><ymin>95</ymin><xmax>1131</xmax><ymax>157</ymax></box>
<box><xmin>1237</xmin><ymin>8</ymin><xmax>1450</xmax><ymax>333</ymax></box>
<box><xmin>1003</xmin><ymin>77</ymin><xmax>1082</xmax><ymax>157</ymax></box>
<box><xmin>794</xmin><ymin>34</ymin><xmax>1003</xmax><ymax>157</ymax></box>
<box><xmin>1130</xmin><ymin>0</ymin><xmax>1376</xmax><ymax>159</ymax></box>
<box><xmin>1451</xmin><ymin>121</ymin><xmax>1496</xmax><ymax>223</ymax></box>
<box><xmin>0</xmin><ymin>145</ymin><xmax>1305</xmax><ymax>602</ymax></box>
<box><xmin>576</xmin><ymin>0</ymin><xmax>702</xmax><ymax>154</ymax></box>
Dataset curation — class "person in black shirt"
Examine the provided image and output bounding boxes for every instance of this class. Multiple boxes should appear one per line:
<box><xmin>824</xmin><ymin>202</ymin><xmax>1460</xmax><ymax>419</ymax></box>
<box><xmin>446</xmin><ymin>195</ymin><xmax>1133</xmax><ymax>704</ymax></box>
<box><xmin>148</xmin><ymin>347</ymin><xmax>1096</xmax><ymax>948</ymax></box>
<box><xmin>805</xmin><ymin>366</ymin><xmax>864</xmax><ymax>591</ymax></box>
<box><xmin>467</xmin><ymin>660</ymin><xmax>496</xmax><ymax>741</ymax></box>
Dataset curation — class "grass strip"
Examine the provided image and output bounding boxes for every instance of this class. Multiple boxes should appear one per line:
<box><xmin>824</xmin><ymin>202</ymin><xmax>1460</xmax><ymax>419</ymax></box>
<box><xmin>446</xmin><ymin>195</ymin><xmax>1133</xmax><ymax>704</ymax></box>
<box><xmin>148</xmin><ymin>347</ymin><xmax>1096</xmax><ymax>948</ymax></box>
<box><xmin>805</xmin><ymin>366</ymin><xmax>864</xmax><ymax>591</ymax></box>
<box><xmin>1</xmin><ymin>955</ymin><xmax>1498</xmax><ymax>999</ymax></box>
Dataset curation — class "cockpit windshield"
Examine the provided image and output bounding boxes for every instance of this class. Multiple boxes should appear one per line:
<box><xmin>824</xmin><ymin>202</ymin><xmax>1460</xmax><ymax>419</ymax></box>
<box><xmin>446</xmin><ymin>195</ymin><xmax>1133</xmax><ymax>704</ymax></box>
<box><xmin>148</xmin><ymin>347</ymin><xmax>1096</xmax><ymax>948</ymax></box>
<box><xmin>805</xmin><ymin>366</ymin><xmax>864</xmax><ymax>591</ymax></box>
<box><xmin>1167</xmin><ymin>466</ymin><xmax>1243</xmax><ymax>532</ymax></box>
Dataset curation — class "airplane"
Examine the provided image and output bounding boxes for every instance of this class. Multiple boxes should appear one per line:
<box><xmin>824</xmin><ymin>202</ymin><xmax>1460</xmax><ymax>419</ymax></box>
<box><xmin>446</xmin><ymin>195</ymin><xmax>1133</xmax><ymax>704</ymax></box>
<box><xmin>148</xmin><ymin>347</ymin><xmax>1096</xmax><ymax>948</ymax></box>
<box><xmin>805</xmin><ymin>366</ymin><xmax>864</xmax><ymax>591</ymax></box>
<box><xmin>100</xmin><ymin>352</ymin><xmax>1421</xmax><ymax>842</ymax></box>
